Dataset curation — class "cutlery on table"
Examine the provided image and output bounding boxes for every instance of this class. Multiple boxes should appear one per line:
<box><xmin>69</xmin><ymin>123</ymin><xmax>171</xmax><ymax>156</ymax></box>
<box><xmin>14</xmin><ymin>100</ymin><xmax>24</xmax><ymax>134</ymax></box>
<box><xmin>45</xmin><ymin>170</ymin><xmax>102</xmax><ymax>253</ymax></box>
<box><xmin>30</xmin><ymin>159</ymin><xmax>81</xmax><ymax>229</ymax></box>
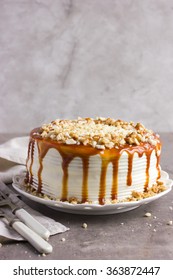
<box><xmin>0</xmin><ymin>180</ymin><xmax>50</xmax><ymax>240</ymax></box>
<box><xmin>0</xmin><ymin>208</ymin><xmax>52</xmax><ymax>254</ymax></box>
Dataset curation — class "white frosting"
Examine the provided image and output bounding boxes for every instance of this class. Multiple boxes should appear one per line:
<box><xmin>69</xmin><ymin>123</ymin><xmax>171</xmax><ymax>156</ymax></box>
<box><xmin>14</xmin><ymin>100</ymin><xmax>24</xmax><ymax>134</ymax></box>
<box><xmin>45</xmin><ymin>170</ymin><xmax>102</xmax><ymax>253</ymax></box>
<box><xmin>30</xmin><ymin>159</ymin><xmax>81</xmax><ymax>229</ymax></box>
<box><xmin>27</xmin><ymin>141</ymin><xmax>159</xmax><ymax>203</ymax></box>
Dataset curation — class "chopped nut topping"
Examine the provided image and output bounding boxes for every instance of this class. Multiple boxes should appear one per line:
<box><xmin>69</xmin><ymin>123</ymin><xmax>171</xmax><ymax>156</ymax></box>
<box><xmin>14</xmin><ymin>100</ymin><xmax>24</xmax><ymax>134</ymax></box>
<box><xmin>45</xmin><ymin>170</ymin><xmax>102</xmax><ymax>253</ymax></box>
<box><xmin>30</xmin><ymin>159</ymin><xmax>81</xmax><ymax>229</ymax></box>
<box><xmin>65</xmin><ymin>139</ymin><xmax>77</xmax><ymax>145</ymax></box>
<box><xmin>39</xmin><ymin>117</ymin><xmax>160</xmax><ymax>150</ymax></box>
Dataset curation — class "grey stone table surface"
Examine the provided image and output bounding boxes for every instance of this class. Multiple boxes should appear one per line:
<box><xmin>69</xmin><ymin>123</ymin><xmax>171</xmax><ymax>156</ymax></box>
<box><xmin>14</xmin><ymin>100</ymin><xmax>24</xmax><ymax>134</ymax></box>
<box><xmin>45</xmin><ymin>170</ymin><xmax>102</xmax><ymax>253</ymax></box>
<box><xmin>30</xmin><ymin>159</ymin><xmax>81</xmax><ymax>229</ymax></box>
<box><xmin>0</xmin><ymin>133</ymin><xmax>173</xmax><ymax>260</ymax></box>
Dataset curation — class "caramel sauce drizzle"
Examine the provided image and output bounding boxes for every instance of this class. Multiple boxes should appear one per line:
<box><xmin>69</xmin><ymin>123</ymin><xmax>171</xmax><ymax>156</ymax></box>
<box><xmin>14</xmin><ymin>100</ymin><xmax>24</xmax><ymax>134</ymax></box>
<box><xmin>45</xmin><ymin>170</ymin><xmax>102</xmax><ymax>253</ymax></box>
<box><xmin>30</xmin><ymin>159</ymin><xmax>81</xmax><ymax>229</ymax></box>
<box><xmin>37</xmin><ymin>141</ymin><xmax>50</xmax><ymax>193</ymax></box>
<box><xmin>81</xmin><ymin>157</ymin><xmax>89</xmax><ymax>203</ymax></box>
<box><xmin>144</xmin><ymin>151</ymin><xmax>152</xmax><ymax>189</ymax></box>
<box><xmin>26</xmin><ymin>139</ymin><xmax>35</xmax><ymax>185</ymax></box>
<box><xmin>25</xmin><ymin>139</ymin><xmax>32</xmax><ymax>183</ymax></box>
<box><xmin>61</xmin><ymin>156</ymin><xmax>74</xmax><ymax>201</ymax></box>
<box><xmin>111</xmin><ymin>157</ymin><xmax>120</xmax><ymax>201</ymax></box>
<box><xmin>156</xmin><ymin>148</ymin><xmax>161</xmax><ymax>179</ymax></box>
<box><xmin>99</xmin><ymin>159</ymin><xmax>109</xmax><ymax>205</ymax></box>
<box><xmin>27</xmin><ymin>128</ymin><xmax>161</xmax><ymax>205</ymax></box>
<box><xmin>127</xmin><ymin>153</ymin><xmax>134</xmax><ymax>186</ymax></box>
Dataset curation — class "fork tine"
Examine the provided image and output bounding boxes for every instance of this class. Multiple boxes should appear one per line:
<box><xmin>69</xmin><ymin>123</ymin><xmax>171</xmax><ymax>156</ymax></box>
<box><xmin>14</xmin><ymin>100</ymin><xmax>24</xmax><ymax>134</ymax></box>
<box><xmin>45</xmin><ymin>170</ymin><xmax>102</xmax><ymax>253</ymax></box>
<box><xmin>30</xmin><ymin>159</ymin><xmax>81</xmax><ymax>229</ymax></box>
<box><xmin>0</xmin><ymin>189</ymin><xmax>8</xmax><ymax>199</ymax></box>
<box><xmin>0</xmin><ymin>189</ymin><xmax>17</xmax><ymax>211</ymax></box>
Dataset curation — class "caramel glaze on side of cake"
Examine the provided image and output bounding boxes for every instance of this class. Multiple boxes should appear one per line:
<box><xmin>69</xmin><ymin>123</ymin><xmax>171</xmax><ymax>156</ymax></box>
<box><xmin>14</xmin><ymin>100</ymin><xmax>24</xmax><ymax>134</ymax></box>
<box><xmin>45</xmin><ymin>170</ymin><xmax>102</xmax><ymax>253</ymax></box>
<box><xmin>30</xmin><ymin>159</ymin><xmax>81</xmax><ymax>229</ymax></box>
<box><xmin>26</xmin><ymin>128</ymin><xmax>161</xmax><ymax>205</ymax></box>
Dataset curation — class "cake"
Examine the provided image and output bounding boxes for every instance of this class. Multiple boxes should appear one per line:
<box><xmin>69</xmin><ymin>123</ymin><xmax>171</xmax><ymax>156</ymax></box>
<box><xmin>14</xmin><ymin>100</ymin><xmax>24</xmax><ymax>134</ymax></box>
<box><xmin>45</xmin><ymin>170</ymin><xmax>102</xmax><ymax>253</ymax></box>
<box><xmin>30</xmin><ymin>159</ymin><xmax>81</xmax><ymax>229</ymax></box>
<box><xmin>25</xmin><ymin>117</ymin><xmax>163</xmax><ymax>205</ymax></box>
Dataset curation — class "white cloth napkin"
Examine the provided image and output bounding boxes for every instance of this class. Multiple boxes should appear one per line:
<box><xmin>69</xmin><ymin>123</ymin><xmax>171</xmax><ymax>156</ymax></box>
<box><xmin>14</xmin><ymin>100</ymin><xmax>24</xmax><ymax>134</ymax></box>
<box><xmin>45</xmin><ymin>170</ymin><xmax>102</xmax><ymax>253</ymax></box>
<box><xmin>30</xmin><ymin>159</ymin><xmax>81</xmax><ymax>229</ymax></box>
<box><xmin>0</xmin><ymin>136</ymin><xmax>28</xmax><ymax>184</ymax></box>
<box><xmin>0</xmin><ymin>136</ymin><xmax>69</xmax><ymax>242</ymax></box>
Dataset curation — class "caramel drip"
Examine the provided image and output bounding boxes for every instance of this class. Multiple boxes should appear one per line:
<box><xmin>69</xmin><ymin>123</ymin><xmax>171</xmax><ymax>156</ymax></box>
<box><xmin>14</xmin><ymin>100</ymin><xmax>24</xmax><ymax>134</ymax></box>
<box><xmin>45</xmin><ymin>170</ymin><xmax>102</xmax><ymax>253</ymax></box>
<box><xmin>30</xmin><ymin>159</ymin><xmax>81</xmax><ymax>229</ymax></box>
<box><xmin>156</xmin><ymin>156</ymin><xmax>161</xmax><ymax>179</ymax></box>
<box><xmin>37</xmin><ymin>141</ymin><xmax>52</xmax><ymax>193</ymax></box>
<box><xmin>61</xmin><ymin>156</ymin><xmax>74</xmax><ymax>201</ymax></box>
<box><xmin>26</xmin><ymin>139</ymin><xmax>32</xmax><ymax>168</ymax></box>
<box><xmin>27</xmin><ymin>128</ymin><xmax>161</xmax><ymax>205</ymax></box>
<box><xmin>25</xmin><ymin>139</ymin><xmax>32</xmax><ymax>183</ymax></box>
<box><xmin>99</xmin><ymin>159</ymin><xmax>109</xmax><ymax>205</ymax></box>
<box><xmin>156</xmin><ymin>145</ymin><xmax>161</xmax><ymax>179</ymax></box>
<box><xmin>81</xmin><ymin>157</ymin><xmax>89</xmax><ymax>203</ymax></box>
<box><xmin>144</xmin><ymin>151</ymin><xmax>152</xmax><ymax>189</ymax></box>
<box><xmin>111</xmin><ymin>157</ymin><xmax>120</xmax><ymax>201</ymax></box>
<box><xmin>127</xmin><ymin>153</ymin><xmax>134</xmax><ymax>186</ymax></box>
<box><xmin>29</xmin><ymin>140</ymin><xmax>35</xmax><ymax>185</ymax></box>
<box><xmin>37</xmin><ymin>157</ymin><xmax>43</xmax><ymax>193</ymax></box>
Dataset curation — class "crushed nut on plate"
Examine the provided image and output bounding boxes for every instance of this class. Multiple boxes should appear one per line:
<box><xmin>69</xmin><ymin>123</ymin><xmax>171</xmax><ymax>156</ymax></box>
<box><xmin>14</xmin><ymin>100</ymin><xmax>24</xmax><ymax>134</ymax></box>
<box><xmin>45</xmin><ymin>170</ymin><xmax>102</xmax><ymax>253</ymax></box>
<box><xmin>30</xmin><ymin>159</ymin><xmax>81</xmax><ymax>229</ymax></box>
<box><xmin>144</xmin><ymin>212</ymin><xmax>152</xmax><ymax>217</ymax></box>
<box><xmin>82</xmin><ymin>223</ymin><xmax>88</xmax><ymax>229</ymax></box>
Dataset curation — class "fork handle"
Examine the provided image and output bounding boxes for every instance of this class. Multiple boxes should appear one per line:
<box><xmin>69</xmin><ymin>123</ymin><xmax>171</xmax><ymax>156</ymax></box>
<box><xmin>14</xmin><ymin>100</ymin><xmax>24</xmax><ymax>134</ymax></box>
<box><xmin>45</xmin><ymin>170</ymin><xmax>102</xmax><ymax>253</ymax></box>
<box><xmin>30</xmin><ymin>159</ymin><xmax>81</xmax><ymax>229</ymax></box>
<box><xmin>12</xmin><ymin>220</ymin><xmax>53</xmax><ymax>254</ymax></box>
<box><xmin>15</xmin><ymin>208</ymin><xmax>50</xmax><ymax>240</ymax></box>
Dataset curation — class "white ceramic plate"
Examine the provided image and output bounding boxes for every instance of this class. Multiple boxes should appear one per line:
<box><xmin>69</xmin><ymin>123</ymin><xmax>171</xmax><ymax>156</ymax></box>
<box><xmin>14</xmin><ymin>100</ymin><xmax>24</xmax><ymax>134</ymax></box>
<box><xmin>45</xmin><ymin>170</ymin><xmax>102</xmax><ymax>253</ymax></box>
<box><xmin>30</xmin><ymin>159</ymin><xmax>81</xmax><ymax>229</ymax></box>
<box><xmin>12</xmin><ymin>171</ymin><xmax>173</xmax><ymax>215</ymax></box>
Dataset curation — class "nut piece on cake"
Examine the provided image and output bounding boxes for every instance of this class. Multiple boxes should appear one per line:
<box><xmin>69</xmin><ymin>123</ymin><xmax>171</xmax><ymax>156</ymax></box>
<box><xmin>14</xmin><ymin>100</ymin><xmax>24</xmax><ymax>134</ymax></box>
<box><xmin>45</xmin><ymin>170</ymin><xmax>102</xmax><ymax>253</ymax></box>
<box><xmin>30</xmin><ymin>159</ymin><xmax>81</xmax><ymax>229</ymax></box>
<box><xmin>40</xmin><ymin>117</ymin><xmax>159</xmax><ymax>150</ymax></box>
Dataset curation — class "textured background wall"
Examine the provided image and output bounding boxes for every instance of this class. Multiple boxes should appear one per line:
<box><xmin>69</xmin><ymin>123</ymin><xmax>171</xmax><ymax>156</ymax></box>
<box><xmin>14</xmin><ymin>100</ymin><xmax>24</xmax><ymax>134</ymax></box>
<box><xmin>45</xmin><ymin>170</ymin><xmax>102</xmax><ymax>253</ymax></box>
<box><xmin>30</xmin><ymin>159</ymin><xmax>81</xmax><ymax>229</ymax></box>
<box><xmin>0</xmin><ymin>0</ymin><xmax>173</xmax><ymax>133</ymax></box>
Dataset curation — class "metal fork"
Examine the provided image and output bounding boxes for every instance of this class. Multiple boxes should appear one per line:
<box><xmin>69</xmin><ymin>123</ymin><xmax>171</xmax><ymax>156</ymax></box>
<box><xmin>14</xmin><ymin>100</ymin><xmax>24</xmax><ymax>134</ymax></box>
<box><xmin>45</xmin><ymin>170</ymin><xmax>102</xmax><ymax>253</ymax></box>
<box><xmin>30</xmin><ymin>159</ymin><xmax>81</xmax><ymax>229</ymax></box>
<box><xmin>0</xmin><ymin>189</ymin><xmax>50</xmax><ymax>240</ymax></box>
<box><xmin>0</xmin><ymin>190</ymin><xmax>20</xmax><ymax>212</ymax></box>
<box><xmin>0</xmin><ymin>208</ymin><xmax>52</xmax><ymax>254</ymax></box>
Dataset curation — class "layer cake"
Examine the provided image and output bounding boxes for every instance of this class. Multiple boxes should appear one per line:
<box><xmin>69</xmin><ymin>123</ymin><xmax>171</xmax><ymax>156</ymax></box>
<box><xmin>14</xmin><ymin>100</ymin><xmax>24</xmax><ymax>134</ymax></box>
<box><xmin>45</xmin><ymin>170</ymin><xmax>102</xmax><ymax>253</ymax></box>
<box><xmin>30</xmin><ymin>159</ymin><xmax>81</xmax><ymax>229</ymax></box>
<box><xmin>25</xmin><ymin>117</ymin><xmax>162</xmax><ymax>204</ymax></box>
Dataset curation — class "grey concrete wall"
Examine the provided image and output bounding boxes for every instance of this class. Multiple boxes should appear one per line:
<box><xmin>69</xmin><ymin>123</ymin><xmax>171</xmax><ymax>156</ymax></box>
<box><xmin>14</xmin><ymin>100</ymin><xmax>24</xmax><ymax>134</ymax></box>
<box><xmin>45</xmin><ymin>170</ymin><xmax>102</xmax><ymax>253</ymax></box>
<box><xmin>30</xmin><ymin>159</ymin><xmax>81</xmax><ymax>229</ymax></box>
<box><xmin>0</xmin><ymin>0</ymin><xmax>173</xmax><ymax>133</ymax></box>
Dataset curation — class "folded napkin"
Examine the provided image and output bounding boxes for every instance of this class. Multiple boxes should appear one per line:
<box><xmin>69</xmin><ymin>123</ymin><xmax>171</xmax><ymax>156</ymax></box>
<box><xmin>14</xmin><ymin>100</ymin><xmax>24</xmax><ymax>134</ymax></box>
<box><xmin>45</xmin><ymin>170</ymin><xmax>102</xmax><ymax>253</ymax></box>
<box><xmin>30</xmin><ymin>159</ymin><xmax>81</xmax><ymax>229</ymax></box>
<box><xmin>0</xmin><ymin>136</ymin><xmax>28</xmax><ymax>184</ymax></box>
<box><xmin>0</xmin><ymin>136</ymin><xmax>69</xmax><ymax>242</ymax></box>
